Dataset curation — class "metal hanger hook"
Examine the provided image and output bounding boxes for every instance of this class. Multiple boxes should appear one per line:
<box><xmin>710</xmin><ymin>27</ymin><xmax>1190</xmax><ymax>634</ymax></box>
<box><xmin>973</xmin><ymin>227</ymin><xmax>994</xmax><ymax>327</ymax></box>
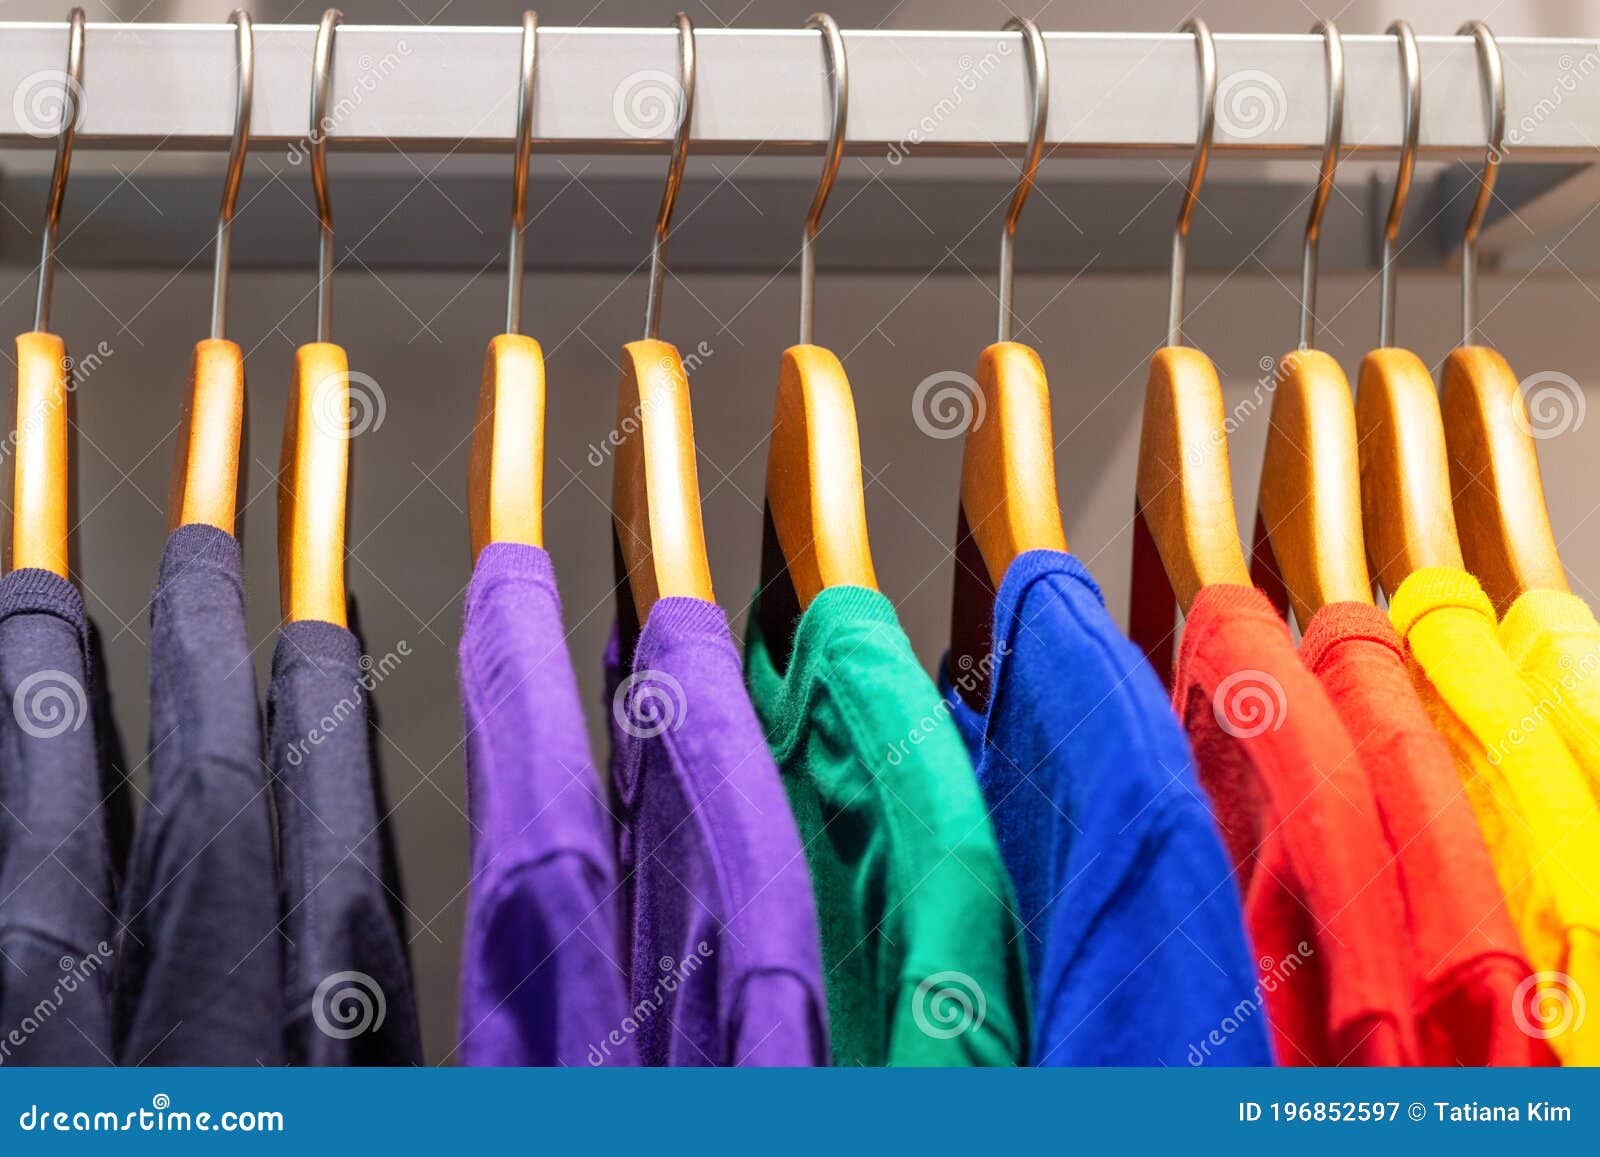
<box><xmin>1167</xmin><ymin>17</ymin><xmax>1216</xmax><ymax>349</ymax></box>
<box><xmin>1298</xmin><ymin>20</ymin><xmax>1344</xmax><ymax>352</ymax></box>
<box><xmin>212</xmin><ymin>10</ymin><xmax>254</xmax><ymax>342</ymax></box>
<box><xmin>643</xmin><ymin>12</ymin><xmax>696</xmax><ymax>342</ymax></box>
<box><xmin>310</xmin><ymin>9</ymin><xmax>341</xmax><ymax>344</ymax></box>
<box><xmin>507</xmin><ymin>11</ymin><xmax>537</xmax><ymax>336</ymax></box>
<box><xmin>1379</xmin><ymin>20</ymin><xmax>1420</xmax><ymax>349</ymax></box>
<box><xmin>34</xmin><ymin>7</ymin><xmax>86</xmax><ymax>335</ymax></box>
<box><xmin>997</xmin><ymin>16</ymin><xmax>1047</xmax><ymax>345</ymax></box>
<box><xmin>1458</xmin><ymin>20</ymin><xmax>1505</xmax><ymax>347</ymax></box>
<box><xmin>798</xmin><ymin>12</ymin><xmax>847</xmax><ymax>348</ymax></box>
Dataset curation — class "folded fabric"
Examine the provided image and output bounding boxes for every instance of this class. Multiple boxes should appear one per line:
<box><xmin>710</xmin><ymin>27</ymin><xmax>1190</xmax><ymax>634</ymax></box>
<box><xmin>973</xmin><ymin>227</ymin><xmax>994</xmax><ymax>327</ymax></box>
<box><xmin>1172</xmin><ymin>584</ymin><xmax>1421</xmax><ymax>1066</ymax></box>
<box><xmin>747</xmin><ymin>584</ymin><xmax>1029</xmax><ymax>1066</ymax></box>
<box><xmin>458</xmin><ymin>544</ymin><xmax>634</xmax><ymax>1067</ymax></box>
<box><xmin>0</xmin><ymin>568</ymin><xmax>129</xmax><ymax>1065</ymax></box>
<box><xmin>1390</xmin><ymin>567</ymin><xmax>1600</xmax><ymax>1065</ymax></box>
<box><xmin>605</xmin><ymin>598</ymin><xmax>829</xmax><ymax>1066</ymax></box>
<box><xmin>942</xmin><ymin>551</ymin><xmax>1268</xmax><ymax>1067</ymax></box>
<box><xmin>115</xmin><ymin>525</ymin><xmax>282</xmax><ymax>1065</ymax></box>
<box><xmin>1299</xmin><ymin>600</ymin><xmax>1553</xmax><ymax>1066</ymax></box>
<box><xmin>268</xmin><ymin>618</ymin><xmax>422</xmax><ymax>1065</ymax></box>
<box><xmin>1498</xmin><ymin>586</ymin><xmax>1600</xmax><ymax>805</ymax></box>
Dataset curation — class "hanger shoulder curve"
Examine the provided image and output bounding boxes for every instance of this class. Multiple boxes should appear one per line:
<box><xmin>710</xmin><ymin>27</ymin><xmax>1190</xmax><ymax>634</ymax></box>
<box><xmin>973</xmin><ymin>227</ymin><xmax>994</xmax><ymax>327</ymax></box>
<box><xmin>1133</xmin><ymin>345</ymin><xmax>1251</xmax><ymax>612</ymax></box>
<box><xmin>9</xmin><ymin>331</ymin><xmax>71</xmax><ymax>577</ymax></box>
<box><xmin>1256</xmin><ymin>347</ymin><xmax>1372</xmax><ymax>623</ymax></box>
<box><xmin>1440</xmin><ymin>345</ymin><xmax>1566</xmax><ymax>609</ymax></box>
<box><xmin>612</xmin><ymin>338</ymin><xmax>714</xmax><ymax>620</ymax></box>
<box><xmin>764</xmin><ymin>343</ymin><xmax>876</xmax><ymax>607</ymax></box>
<box><xmin>468</xmin><ymin>332</ymin><xmax>545</xmax><ymax>561</ymax></box>
<box><xmin>278</xmin><ymin>341</ymin><xmax>350</xmax><ymax>626</ymax></box>
<box><xmin>1355</xmin><ymin>347</ymin><xmax>1464</xmax><ymax>599</ymax></box>
<box><xmin>960</xmin><ymin>341</ymin><xmax>1067</xmax><ymax>580</ymax></box>
<box><xmin>169</xmin><ymin>338</ymin><xmax>244</xmax><ymax>536</ymax></box>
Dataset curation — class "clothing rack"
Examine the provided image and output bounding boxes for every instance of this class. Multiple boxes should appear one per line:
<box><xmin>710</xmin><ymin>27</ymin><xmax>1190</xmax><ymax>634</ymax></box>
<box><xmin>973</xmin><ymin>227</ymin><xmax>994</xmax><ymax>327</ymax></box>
<box><xmin>1</xmin><ymin>22</ymin><xmax>1597</xmax><ymax>271</ymax></box>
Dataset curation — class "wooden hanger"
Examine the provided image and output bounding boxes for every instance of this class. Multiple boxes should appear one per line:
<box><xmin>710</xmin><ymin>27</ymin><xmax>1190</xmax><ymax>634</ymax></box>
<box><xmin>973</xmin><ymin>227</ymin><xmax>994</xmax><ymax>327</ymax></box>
<box><xmin>468</xmin><ymin>15</ymin><xmax>544</xmax><ymax>561</ymax></box>
<box><xmin>1437</xmin><ymin>23</ymin><xmax>1566</xmax><ymax>612</ymax></box>
<box><xmin>612</xmin><ymin>339</ymin><xmax>714</xmax><ymax>623</ymax></box>
<box><xmin>1441</xmin><ymin>347</ymin><xmax>1566</xmax><ymax>609</ymax></box>
<box><xmin>170</xmin><ymin>13</ymin><xmax>252</xmax><ymax>536</ymax></box>
<box><xmin>757</xmin><ymin>15</ymin><xmax>876</xmax><ymax>655</ymax></box>
<box><xmin>1251</xmin><ymin>23</ymin><xmax>1373</xmax><ymax>626</ymax></box>
<box><xmin>947</xmin><ymin>19</ymin><xmax>1065</xmax><ymax>705</ymax></box>
<box><xmin>1128</xmin><ymin>19</ymin><xmax>1251</xmax><ymax>677</ymax></box>
<box><xmin>612</xmin><ymin>15</ymin><xmax>714</xmax><ymax>632</ymax></box>
<box><xmin>8</xmin><ymin>11</ymin><xmax>84</xmax><ymax>579</ymax></box>
<box><xmin>1354</xmin><ymin>22</ymin><xmax>1465</xmax><ymax>601</ymax></box>
<box><xmin>278</xmin><ymin>11</ymin><xmax>350</xmax><ymax>626</ymax></box>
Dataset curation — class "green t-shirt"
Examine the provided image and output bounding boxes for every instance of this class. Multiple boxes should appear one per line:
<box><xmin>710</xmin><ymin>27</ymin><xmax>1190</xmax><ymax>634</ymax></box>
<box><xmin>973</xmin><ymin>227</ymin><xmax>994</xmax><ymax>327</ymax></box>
<box><xmin>744</xmin><ymin>585</ymin><xmax>1029</xmax><ymax>1066</ymax></box>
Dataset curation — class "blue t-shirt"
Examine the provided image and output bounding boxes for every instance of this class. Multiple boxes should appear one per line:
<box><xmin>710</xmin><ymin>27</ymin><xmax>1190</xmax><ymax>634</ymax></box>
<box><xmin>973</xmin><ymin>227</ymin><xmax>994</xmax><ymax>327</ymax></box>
<box><xmin>940</xmin><ymin>550</ymin><xmax>1270</xmax><ymax>1066</ymax></box>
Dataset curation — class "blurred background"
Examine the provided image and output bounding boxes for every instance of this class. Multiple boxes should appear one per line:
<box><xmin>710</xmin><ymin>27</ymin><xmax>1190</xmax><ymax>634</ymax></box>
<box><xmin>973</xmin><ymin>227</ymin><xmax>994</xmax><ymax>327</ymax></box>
<box><xmin>3</xmin><ymin>0</ymin><xmax>1599</xmax><ymax>1061</ymax></box>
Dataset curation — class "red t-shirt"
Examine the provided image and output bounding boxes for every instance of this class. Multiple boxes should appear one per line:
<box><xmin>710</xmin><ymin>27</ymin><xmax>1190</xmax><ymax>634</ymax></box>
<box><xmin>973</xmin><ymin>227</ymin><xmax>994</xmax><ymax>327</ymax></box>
<box><xmin>1172</xmin><ymin>585</ymin><xmax>1421</xmax><ymax>1066</ymax></box>
<box><xmin>1298</xmin><ymin>602</ymin><xmax>1555</xmax><ymax>1066</ymax></box>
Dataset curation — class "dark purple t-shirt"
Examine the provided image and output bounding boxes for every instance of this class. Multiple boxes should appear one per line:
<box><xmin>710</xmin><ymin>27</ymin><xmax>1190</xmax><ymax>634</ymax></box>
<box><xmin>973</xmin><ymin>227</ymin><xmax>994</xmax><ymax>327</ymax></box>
<box><xmin>458</xmin><ymin>544</ymin><xmax>634</xmax><ymax>1067</ymax></box>
<box><xmin>605</xmin><ymin>597</ymin><xmax>828</xmax><ymax>1066</ymax></box>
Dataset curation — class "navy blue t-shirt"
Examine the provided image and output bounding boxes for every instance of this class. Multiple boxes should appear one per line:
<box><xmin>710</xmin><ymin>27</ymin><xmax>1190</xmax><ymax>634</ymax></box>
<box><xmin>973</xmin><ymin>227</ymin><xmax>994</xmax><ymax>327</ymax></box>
<box><xmin>114</xmin><ymin>525</ymin><xmax>282</xmax><ymax>1064</ymax></box>
<box><xmin>940</xmin><ymin>550</ymin><xmax>1270</xmax><ymax>1066</ymax></box>
<box><xmin>0</xmin><ymin>568</ymin><xmax>129</xmax><ymax>1065</ymax></box>
<box><xmin>267</xmin><ymin>617</ymin><xmax>421</xmax><ymax>1066</ymax></box>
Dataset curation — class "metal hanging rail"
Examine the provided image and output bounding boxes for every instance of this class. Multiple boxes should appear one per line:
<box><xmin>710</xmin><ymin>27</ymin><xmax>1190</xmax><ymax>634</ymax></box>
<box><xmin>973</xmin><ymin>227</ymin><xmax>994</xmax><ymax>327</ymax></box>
<box><xmin>0</xmin><ymin>22</ymin><xmax>1597</xmax><ymax>158</ymax></box>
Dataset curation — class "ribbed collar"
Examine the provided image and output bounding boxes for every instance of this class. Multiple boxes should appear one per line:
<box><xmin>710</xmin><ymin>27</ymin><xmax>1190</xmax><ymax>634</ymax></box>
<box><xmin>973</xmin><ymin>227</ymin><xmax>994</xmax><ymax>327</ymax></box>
<box><xmin>1389</xmin><ymin>566</ymin><xmax>1495</xmax><ymax>641</ymax></box>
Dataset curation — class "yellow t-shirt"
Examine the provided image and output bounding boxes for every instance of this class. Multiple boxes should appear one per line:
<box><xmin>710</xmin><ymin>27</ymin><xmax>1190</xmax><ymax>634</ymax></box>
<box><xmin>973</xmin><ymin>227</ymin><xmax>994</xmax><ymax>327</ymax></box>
<box><xmin>1390</xmin><ymin>567</ymin><xmax>1600</xmax><ymax>1064</ymax></box>
<box><xmin>1499</xmin><ymin>587</ymin><xmax>1600</xmax><ymax>806</ymax></box>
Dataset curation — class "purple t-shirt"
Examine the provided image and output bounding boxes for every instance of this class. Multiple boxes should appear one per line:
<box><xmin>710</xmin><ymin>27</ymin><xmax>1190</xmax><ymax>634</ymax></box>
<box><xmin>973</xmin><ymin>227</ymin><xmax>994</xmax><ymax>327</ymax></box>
<box><xmin>605</xmin><ymin>597</ymin><xmax>829</xmax><ymax>1066</ymax></box>
<box><xmin>458</xmin><ymin>544</ymin><xmax>635</xmax><ymax>1067</ymax></box>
